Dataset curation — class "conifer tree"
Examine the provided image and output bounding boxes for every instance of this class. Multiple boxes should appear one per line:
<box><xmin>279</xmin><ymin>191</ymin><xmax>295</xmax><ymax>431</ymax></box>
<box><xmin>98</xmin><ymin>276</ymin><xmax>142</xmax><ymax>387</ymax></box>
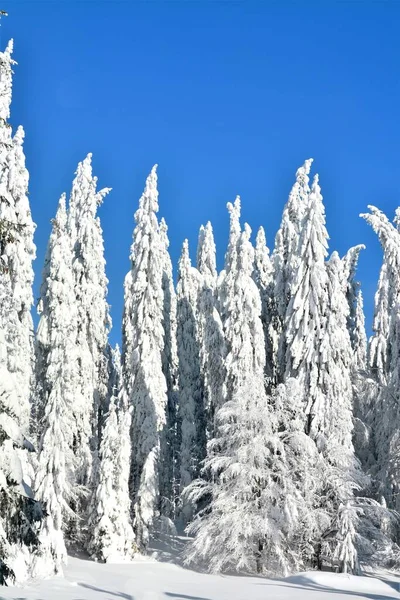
<box><xmin>34</xmin><ymin>196</ymin><xmax>77</xmax><ymax>574</ymax></box>
<box><xmin>159</xmin><ymin>218</ymin><xmax>179</xmax><ymax>522</ymax></box>
<box><xmin>253</xmin><ymin>226</ymin><xmax>274</xmax><ymax>381</ymax></box>
<box><xmin>343</xmin><ymin>244</ymin><xmax>366</xmax><ymax>360</ymax></box>
<box><xmin>196</xmin><ymin>222</ymin><xmax>225</xmax><ymax>432</ymax></box>
<box><xmin>87</xmin><ymin>351</ymin><xmax>136</xmax><ymax>564</ymax></box>
<box><xmin>176</xmin><ymin>240</ymin><xmax>203</xmax><ymax>524</ymax></box>
<box><xmin>122</xmin><ymin>165</ymin><xmax>168</xmax><ymax>548</ymax></box>
<box><xmin>67</xmin><ymin>154</ymin><xmax>111</xmax><ymax>500</ymax></box>
<box><xmin>369</xmin><ymin>262</ymin><xmax>390</xmax><ymax>384</ymax></box>
<box><xmin>185</xmin><ymin>224</ymin><xmax>316</xmax><ymax>574</ymax></box>
<box><xmin>360</xmin><ymin>206</ymin><xmax>400</xmax><ymax>510</ymax></box>
<box><xmin>0</xmin><ymin>41</ymin><xmax>36</xmax><ymax>434</ymax></box>
<box><xmin>272</xmin><ymin>159</ymin><xmax>313</xmax><ymax>381</ymax></box>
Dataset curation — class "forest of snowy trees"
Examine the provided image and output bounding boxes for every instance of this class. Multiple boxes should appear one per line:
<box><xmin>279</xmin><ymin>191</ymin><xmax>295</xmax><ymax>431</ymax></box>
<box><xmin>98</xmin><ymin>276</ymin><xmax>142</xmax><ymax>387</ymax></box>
<box><xmin>2</xmin><ymin>35</ymin><xmax>400</xmax><ymax>585</ymax></box>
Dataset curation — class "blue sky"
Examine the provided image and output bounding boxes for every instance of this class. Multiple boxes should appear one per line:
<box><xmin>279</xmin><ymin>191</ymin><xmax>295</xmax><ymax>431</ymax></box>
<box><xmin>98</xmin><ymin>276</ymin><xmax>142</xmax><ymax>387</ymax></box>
<box><xmin>3</xmin><ymin>0</ymin><xmax>400</xmax><ymax>343</ymax></box>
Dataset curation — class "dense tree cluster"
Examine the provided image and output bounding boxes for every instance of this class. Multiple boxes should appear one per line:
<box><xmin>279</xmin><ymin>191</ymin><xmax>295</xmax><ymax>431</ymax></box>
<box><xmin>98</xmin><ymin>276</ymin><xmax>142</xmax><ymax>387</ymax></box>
<box><xmin>1</xmin><ymin>37</ymin><xmax>400</xmax><ymax>584</ymax></box>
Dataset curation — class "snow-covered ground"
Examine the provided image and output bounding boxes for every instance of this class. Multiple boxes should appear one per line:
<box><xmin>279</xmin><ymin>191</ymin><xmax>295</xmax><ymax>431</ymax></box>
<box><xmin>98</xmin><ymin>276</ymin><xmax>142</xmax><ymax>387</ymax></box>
<box><xmin>1</xmin><ymin>556</ymin><xmax>400</xmax><ymax>600</ymax></box>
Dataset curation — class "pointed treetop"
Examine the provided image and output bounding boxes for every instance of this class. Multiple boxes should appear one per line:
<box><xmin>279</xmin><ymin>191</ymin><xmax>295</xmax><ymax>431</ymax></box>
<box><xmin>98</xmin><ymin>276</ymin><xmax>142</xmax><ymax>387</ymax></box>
<box><xmin>225</xmin><ymin>196</ymin><xmax>241</xmax><ymax>273</ymax></box>
<box><xmin>237</xmin><ymin>223</ymin><xmax>254</xmax><ymax>277</ymax></box>
<box><xmin>138</xmin><ymin>164</ymin><xmax>159</xmax><ymax>216</ymax></box>
<box><xmin>254</xmin><ymin>226</ymin><xmax>273</xmax><ymax>289</ymax></box>
<box><xmin>296</xmin><ymin>158</ymin><xmax>313</xmax><ymax>187</ymax></box>
<box><xmin>302</xmin><ymin>172</ymin><xmax>329</xmax><ymax>262</ymax></box>
<box><xmin>13</xmin><ymin>125</ymin><xmax>25</xmax><ymax>145</ymax></box>
<box><xmin>178</xmin><ymin>239</ymin><xmax>191</xmax><ymax>276</ymax></box>
<box><xmin>227</xmin><ymin>195</ymin><xmax>241</xmax><ymax>232</ymax></box>
<box><xmin>197</xmin><ymin>221</ymin><xmax>217</xmax><ymax>286</ymax></box>
<box><xmin>68</xmin><ymin>154</ymin><xmax>111</xmax><ymax>224</ymax></box>
<box><xmin>255</xmin><ymin>226</ymin><xmax>269</xmax><ymax>255</ymax></box>
<box><xmin>159</xmin><ymin>217</ymin><xmax>170</xmax><ymax>249</ymax></box>
<box><xmin>53</xmin><ymin>193</ymin><xmax>68</xmax><ymax>233</ymax></box>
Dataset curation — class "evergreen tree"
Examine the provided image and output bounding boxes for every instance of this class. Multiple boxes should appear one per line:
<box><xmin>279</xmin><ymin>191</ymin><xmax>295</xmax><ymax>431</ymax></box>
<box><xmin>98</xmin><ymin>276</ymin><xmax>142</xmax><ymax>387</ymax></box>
<box><xmin>122</xmin><ymin>165</ymin><xmax>168</xmax><ymax>548</ymax></box>
<box><xmin>67</xmin><ymin>154</ymin><xmax>111</xmax><ymax>503</ymax></box>
<box><xmin>342</xmin><ymin>244</ymin><xmax>366</xmax><ymax>360</ymax></box>
<box><xmin>185</xmin><ymin>223</ymin><xmax>286</xmax><ymax>573</ymax></box>
<box><xmin>360</xmin><ymin>206</ymin><xmax>400</xmax><ymax>510</ymax></box>
<box><xmin>369</xmin><ymin>262</ymin><xmax>390</xmax><ymax>384</ymax></box>
<box><xmin>87</xmin><ymin>349</ymin><xmax>136</xmax><ymax>563</ymax></box>
<box><xmin>0</xmin><ymin>41</ymin><xmax>36</xmax><ymax>434</ymax></box>
<box><xmin>196</xmin><ymin>222</ymin><xmax>225</xmax><ymax>433</ymax></box>
<box><xmin>284</xmin><ymin>174</ymin><xmax>329</xmax><ymax>433</ymax></box>
<box><xmin>197</xmin><ymin>222</ymin><xmax>217</xmax><ymax>290</ymax></box>
<box><xmin>176</xmin><ymin>240</ymin><xmax>203</xmax><ymax>524</ymax></box>
<box><xmin>273</xmin><ymin>159</ymin><xmax>313</xmax><ymax>382</ymax></box>
<box><xmin>34</xmin><ymin>196</ymin><xmax>78</xmax><ymax>574</ymax></box>
<box><xmin>333</xmin><ymin>502</ymin><xmax>360</xmax><ymax>575</ymax></box>
<box><xmin>253</xmin><ymin>226</ymin><xmax>274</xmax><ymax>381</ymax></box>
<box><xmin>159</xmin><ymin>217</ymin><xmax>179</xmax><ymax>522</ymax></box>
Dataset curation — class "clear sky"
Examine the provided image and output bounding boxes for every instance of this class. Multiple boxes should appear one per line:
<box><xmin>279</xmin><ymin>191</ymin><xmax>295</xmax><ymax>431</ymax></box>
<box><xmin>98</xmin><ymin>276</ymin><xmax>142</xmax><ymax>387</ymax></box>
<box><xmin>3</xmin><ymin>0</ymin><xmax>400</xmax><ymax>344</ymax></box>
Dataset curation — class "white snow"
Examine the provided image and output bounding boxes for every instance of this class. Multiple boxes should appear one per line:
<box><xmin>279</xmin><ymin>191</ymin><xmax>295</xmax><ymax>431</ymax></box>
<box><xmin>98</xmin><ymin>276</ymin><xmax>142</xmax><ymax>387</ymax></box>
<box><xmin>1</xmin><ymin>556</ymin><xmax>400</xmax><ymax>600</ymax></box>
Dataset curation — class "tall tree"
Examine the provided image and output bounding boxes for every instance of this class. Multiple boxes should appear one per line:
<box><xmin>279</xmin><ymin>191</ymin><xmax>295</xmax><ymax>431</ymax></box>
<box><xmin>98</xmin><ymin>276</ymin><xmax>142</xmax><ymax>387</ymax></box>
<box><xmin>67</xmin><ymin>154</ymin><xmax>112</xmax><ymax>501</ymax></box>
<box><xmin>176</xmin><ymin>240</ymin><xmax>203</xmax><ymax>525</ymax></box>
<box><xmin>196</xmin><ymin>222</ymin><xmax>225</xmax><ymax>432</ymax></box>
<box><xmin>185</xmin><ymin>225</ymin><xmax>315</xmax><ymax>574</ymax></box>
<box><xmin>360</xmin><ymin>206</ymin><xmax>400</xmax><ymax>510</ymax></box>
<box><xmin>272</xmin><ymin>159</ymin><xmax>313</xmax><ymax>381</ymax></box>
<box><xmin>87</xmin><ymin>348</ymin><xmax>136</xmax><ymax>562</ymax></box>
<box><xmin>284</xmin><ymin>175</ymin><xmax>363</xmax><ymax>570</ymax></box>
<box><xmin>159</xmin><ymin>217</ymin><xmax>179</xmax><ymax>522</ymax></box>
<box><xmin>342</xmin><ymin>244</ymin><xmax>366</xmax><ymax>360</ymax></box>
<box><xmin>0</xmin><ymin>41</ymin><xmax>36</xmax><ymax>434</ymax></box>
<box><xmin>122</xmin><ymin>165</ymin><xmax>168</xmax><ymax>548</ymax></box>
<box><xmin>34</xmin><ymin>195</ymin><xmax>78</xmax><ymax>574</ymax></box>
<box><xmin>253</xmin><ymin>226</ymin><xmax>274</xmax><ymax>381</ymax></box>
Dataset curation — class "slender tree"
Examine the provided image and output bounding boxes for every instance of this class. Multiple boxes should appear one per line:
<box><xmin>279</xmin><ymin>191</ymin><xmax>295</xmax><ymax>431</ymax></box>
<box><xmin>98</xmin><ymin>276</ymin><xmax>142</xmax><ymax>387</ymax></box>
<box><xmin>122</xmin><ymin>165</ymin><xmax>168</xmax><ymax>548</ymax></box>
<box><xmin>176</xmin><ymin>240</ymin><xmax>203</xmax><ymax>524</ymax></box>
<box><xmin>0</xmin><ymin>41</ymin><xmax>36</xmax><ymax>434</ymax></box>
<box><xmin>67</xmin><ymin>154</ymin><xmax>112</xmax><ymax>502</ymax></box>
<box><xmin>34</xmin><ymin>196</ymin><xmax>78</xmax><ymax>574</ymax></box>
<box><xmin>272</xmin><ymin>159</ymin><xmax>313</xmax><ymax>381</ymax></box>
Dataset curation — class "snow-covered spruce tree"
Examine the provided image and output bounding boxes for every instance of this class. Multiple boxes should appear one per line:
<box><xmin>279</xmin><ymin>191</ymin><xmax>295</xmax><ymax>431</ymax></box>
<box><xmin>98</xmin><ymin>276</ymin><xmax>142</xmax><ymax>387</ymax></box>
<box><xmin>197</xmin><ymin>221</ymin><xmax>218</xmax><ymax>291</ymax></box>
<box><xmin>122</xmin><ymin>165</ymin><xmax>168</xmax><ymax>548</ymax></box>
<box><xmin>284</xmin><ymin>175</ymin><xmax>364</xmax><ymax>571</ymax></box>
<box><xmin>342</xmin><ymin>244</ymin><xmax>366</xmax><ymax>361</ymax></box>
<box><xmin>158</xmin><ymin>217</ymin><xmax>179</xmax><ymax>523</ymax></box>
<box><xmin>369</xmin><ymin>262</ymin><xmax>390</xmax><ymax>384</ymax></box>
<box><xmin>272</xmin><ymin>159</ymin><xmax>313</xmax><ymax>382</ymax></box>
<box><xmin>0</xmin><ymin>41</ymin><xmax>36</xmax><ymax>434</ymax></box>
<box><xmin>196</xmin><ymin>222</ymin><xmax>226</xmax><ymax>434</ymax></box>
<box><xmin>284</xmin><ymin>174</ymin><xmax>329</xmax><ymax>434</ymax></box>
<box><xmin>218</xmin><ymin>198</ymin><xmax>264</xmax><ymax>404</ymax></box>
<box><xmin>333</xmin><ymin>502</ymin><xmax>361</xmax><ymax>575</ymax></box>
<box><xmin>360</xmin><ymin>206</ymin><xmax>400</xmax><ymax>511</ymax></box>
<box><xmin>33</xmin><ymin>195</ymin><xmax>78</xmax><ymax>575</ymax></box>
<box><xmin>218</xmin><ymin>196</ymin><xmax>241</xmax><ymax>327</ymax></box>
<box><xmin>253</xmin><ymin>226</ymin><xmax>274</xmax><ymax>382</ymax></box>
<box><xmin>66</xmin><ymin>154</ymin><xmax>112</xmax><ymax>534</ymax></box>
<box><xmin>87</xmin><ymin>348</ymin><xmax>136</xmax><ymax>563</ymax></box>
<box><xmin>185</xmin><ymin>225</ymin><xmax>315</xmax><ymax>574</ymax></box>
<box><xmin>352</xmin><ymin>290</ymin><xmax>368</xmax><ymax>372</ymax></box>
<box><xmin>176</xmin><ymin>239</ymin><xmax>204</xmax><ymax>525</ymax></box>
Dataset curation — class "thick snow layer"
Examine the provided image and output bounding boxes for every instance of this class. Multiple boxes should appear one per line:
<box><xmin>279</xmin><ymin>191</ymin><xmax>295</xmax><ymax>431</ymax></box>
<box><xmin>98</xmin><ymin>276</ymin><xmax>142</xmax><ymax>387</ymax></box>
<box><xmin>1</xmin><ymin>556</ymin><xmax>400</xmax><ymax>600</ymax></box>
